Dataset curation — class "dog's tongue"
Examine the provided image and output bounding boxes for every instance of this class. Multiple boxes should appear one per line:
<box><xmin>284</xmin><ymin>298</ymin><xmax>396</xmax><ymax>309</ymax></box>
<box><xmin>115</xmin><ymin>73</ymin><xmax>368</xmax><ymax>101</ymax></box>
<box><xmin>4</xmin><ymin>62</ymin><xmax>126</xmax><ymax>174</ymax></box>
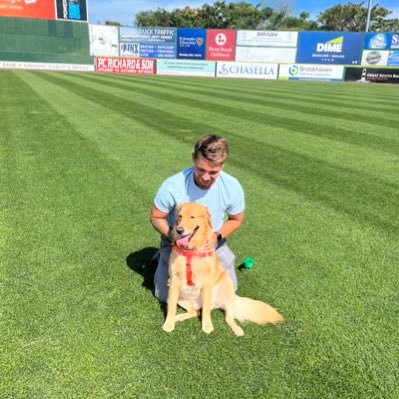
<box><xmin>176</xmin><ymin>235</ymin><xmax>190</xmax><ymax>248</ymax></box>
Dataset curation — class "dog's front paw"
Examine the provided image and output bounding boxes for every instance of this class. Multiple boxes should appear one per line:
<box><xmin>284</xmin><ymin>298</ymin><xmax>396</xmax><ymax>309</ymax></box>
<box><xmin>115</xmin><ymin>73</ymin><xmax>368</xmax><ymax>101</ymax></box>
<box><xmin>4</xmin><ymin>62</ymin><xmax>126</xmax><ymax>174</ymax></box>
<box><xmin>232</xmin><ymin>325</ymin><xmax>244</xmax><ymax>337</ymax></box>
<box><xmin>162</xmin><ymin>321</ymin><xmax>175</xmax><ymax>333</ymax></box>
<box><xmin>202</xmin><ymin>321</ymin><xmax>214</xmax><ymax>334</ymax></box>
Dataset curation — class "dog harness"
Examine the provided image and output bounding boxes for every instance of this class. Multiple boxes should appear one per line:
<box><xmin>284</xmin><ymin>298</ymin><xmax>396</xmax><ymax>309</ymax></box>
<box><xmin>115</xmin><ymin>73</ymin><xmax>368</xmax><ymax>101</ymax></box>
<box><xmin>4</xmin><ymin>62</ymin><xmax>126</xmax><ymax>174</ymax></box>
<box><xmin>173</xmin><ymin>245</ymin><xmax>213</xmax><ymax>286</ymax></box>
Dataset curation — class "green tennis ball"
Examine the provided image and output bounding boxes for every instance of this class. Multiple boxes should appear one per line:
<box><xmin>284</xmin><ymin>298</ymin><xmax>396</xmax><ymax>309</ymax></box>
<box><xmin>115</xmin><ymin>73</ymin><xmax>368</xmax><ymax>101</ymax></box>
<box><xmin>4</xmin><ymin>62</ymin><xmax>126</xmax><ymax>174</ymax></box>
<box><xmin>243</xmin><ymin>257</ymin><xmax>254</xmax><ymax>269</ymax></box>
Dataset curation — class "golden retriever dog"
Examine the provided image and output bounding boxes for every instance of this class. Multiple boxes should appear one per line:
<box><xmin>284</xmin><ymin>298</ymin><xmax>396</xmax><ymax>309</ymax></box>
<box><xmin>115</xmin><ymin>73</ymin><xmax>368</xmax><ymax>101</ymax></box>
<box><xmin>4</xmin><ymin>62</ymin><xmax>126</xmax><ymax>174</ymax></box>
<box><xmin>162</xmin><ymin>202</ymin><xmax>283</xmax><ymax>336</ymax></box>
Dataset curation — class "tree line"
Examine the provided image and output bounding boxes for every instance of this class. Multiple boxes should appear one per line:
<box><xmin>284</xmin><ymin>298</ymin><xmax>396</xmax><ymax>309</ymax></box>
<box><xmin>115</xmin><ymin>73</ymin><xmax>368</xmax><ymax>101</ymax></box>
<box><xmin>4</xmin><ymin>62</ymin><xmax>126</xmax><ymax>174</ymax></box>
<box><xmin>117</xmin><ymin>1</ymin><xmax>399</xmax><ymax>32</ymax></box>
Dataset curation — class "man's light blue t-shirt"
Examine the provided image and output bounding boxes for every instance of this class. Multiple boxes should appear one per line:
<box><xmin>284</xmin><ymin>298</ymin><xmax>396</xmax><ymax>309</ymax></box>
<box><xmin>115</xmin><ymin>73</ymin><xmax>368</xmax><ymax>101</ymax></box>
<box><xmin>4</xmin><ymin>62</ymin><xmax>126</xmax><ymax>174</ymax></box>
<box><xmin>154</xmin><ymin>167</ymin><xmax>245</xmax><ymax>231</ymax></box>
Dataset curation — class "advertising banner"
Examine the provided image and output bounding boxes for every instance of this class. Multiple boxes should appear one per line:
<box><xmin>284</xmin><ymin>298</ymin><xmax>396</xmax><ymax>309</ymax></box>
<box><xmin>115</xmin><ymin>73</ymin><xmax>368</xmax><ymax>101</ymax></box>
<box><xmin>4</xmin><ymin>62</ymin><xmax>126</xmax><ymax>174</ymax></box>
<box><xmin>387</xmin><ymin>51</ymin><xmax>399</xmax><ymax>65</ymax></box>
<box><xmin>120</xmin><ymin>27</ymin><xmax>176</xmax><ymax>44</ymax></box>
<box><xmin>89</xmin><ymin>25</ymin><xmax>119</xmax><ymax>57</ymax></box>
<box><xmin>364</xmin><ymin>32</ymin><xmax>399</xmax><ymax>50</ymax></box>
<box><xmin>120</xmin><ymin>27</ymin><xmax>176</xmax><ymax>59</ymax></box>
<box><xmin>0</xmin><ymin>60</ymin><xmax>94</xmax><ymax>71</ymax></box>
<box><xmin>344</xmin><ymin>67</ymin><xmax>399</xmax><ymax>84</ymax></box>
<box><xmin>235</xmin><ymin>46</ymin><xmax>296</xmax><ymax>63</ymax></box>
<box><xmin>236</xmin><ymin>30</ymin><xmax>298</xmax><ymax>47</ymax></box>
<box><xmin>137</xmin><ymin>44</ymin><xmax>176</xmax><ymax>59</ymax></box>
<box><xmin>296</xmin><ymin>32</ymin><xmax>363</xmax><ymax>65</ymax></box>
<box><xmin>361</xmin><ymin>50</ymin><xmax>399</xmax><ymax>66</ymax></box>
<box><xmin>157</xmin><ymin>59</ymin><xmax>215</xmax><ymax>77</ymax></box>
<box><xmin>56</xmin><ymin>0</ymin><xmax>87</xmax><ymax>22</ymax></box>
<box><xmin>0</xmin><ymin>0</ymin><xmax>55</xmax><ymax>20</ymax></box>
<box><xmin>279</xmin><ymin>64</ymin><xmax>344</xmax><ymax>81</ymax></box>
<box><xmin>120</xmin><ymin>43</ymin><xmax>139</xmax><ymax>57</ymax></box>
<box><xmin>96</xmin><ymin>57</ymin><xmax>155</xmax><ymax>74</ymax></box>
<box><xmin>216</xmin><ymin>62</ymin><xmax>278</xmax><ymax>79</ymax></box>
<box><xmin>361</xmin><ymin>50</ymin><xmax>389</xmax><ymax>66</ymax></box>
<box><xmin>176</xmin><ymin>28</ymin><xmax>206</xmax><ymax>59</ymax></box>
<box><xmin>206</xmin><ymin>29</ymin><xmax>236</xmax><ymax>61</ymax></box>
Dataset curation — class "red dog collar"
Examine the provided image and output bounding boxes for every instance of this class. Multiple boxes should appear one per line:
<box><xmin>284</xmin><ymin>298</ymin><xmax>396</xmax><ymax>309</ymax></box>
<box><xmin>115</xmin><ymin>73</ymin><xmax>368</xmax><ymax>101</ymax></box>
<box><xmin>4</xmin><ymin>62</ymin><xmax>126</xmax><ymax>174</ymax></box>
<box><xmin>173</xmin><ymin>245</ymin><xmax>213</xmax><ymax>286</ymax></box>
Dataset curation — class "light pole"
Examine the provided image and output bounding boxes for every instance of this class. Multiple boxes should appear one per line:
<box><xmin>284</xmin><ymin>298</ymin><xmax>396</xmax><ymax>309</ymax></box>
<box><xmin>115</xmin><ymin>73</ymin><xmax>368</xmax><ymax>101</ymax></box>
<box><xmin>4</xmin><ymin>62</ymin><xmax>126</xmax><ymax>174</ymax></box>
<box><xmin>365</xmin><ymin>0</ymin><xmax>372</xmax><ymax>32</ymax></box>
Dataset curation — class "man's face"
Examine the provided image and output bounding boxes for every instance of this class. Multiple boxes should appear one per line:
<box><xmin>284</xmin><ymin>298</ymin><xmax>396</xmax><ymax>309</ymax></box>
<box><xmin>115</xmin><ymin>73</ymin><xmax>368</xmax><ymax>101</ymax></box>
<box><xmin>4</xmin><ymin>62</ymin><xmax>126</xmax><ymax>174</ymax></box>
<box><xmin>192</xmin><ymin>154</ymin><xmax>223</xmax><ymax>190</ymax></box>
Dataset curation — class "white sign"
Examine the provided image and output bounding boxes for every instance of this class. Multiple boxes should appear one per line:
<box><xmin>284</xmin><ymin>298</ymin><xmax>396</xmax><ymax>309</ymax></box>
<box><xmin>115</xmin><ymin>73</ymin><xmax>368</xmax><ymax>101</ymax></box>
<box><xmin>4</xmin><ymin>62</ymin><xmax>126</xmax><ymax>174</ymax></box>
<box><xmin>120</xmin><ymin>42</ymin><xmax>140</xmax><ymax>57</ymax></box>
<box><xmin>89</xmin><ymin>24</ymin><xmax>119</xmax><ymax>57</ymax></box>
<box><xmin>361</xmin><ymin>50</ymin><xmax>389</xmax><ymax>66</ymax></box>
<box><xmin>216</xmin><ymin>62</ymin><xmax>278</xmax><ymax>79</ymax></box>
<box><xmin>279</xmin><ymin>64</ymin><xmax>344</xmax><ymax>81</ymax></box>
<box><xmin>235</xmin><ymin>46</ymin><xmax>297</xmax><ymax>63</ymax></box>
<box><xmin>236</xmin><ymin>30</ymin><xmax>298</xmax><ymax>47</ymax></box>
<box><xmin>0</xmin><ymin>61</ymin><xmax>94</xmax><ymax>72</ymax></box>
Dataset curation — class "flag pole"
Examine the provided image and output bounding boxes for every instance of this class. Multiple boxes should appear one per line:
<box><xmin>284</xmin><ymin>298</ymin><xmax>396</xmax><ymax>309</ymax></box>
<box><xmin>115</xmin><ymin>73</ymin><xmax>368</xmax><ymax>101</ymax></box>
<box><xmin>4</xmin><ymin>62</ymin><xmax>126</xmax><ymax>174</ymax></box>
<box><xmin>365</xmin><ymin>0</ymin><xmax>372</xmax><ymax>32</ymax></box>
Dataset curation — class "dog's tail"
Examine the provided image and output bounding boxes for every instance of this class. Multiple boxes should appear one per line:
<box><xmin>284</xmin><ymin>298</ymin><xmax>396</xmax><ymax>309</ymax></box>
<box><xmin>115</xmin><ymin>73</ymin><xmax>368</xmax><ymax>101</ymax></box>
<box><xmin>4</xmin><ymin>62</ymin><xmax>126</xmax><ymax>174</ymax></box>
<box><xmin>234</xmin><ymin>296</ymin><xmax>283</xmax><ymax>325</ymax></box>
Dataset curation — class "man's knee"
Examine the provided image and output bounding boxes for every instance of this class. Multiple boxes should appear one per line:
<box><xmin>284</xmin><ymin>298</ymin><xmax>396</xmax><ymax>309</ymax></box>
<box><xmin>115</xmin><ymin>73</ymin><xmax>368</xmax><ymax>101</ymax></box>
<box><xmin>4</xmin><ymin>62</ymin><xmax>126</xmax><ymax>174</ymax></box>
<box><xmin>154</xmin><ymin>248</ymin><xmax>170</xmax><ymax>303</ymax></box>
<box><xmin>216</xmin><ymin>244</ymin><xmax>238</xmax><ymax>291</ymax></box>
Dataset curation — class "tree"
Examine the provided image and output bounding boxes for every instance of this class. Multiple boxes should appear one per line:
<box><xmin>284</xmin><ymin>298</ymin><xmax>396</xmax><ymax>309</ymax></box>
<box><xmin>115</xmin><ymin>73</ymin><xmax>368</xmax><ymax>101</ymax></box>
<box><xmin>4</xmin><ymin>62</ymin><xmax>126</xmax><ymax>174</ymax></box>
<box><xmin>134</xmin><ymin>8</ymin><xmax>173</xmax><ymax>27</ymax></box>
<box><xmin>135</xmin><ymin>1</ymin><xmax>274</xmax><ymax>29</ymax></box>
<box><xmin>134</xmin><ymin>1</ymin><xmax>398</xmax><ymax>32</ymax></box>
<box><xmin>104</xmin><ymin>20</ymin><xmax>122</xmax><ymax>26</ymax></box>
<box><xmin>272</xmin><ymin>12</ymin><xmax>319</xmax><ymax>31</ymax></box>
<box><xmin>317</xmin><ymin>1</ymin><xmax>398</xmax><ymax>32</ymax></box>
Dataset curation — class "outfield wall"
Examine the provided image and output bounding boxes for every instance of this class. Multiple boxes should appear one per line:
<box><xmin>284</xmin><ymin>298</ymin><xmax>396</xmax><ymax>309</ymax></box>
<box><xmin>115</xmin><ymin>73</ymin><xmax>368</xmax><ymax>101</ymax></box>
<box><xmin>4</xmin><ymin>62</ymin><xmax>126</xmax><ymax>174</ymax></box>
<box><xmin>0</xmin><ymin>17</ymin><xmax>93</xmax><ymax>64</ymax></box>
<box><xmin>1</xmin><ymin>14</ymin><xmax>399</xmax><ymax>83</ymax></box>
<box><xmin>90</xmin><ymin>27</ymin><xmax>399</xmax><ymax>83</ymax></box>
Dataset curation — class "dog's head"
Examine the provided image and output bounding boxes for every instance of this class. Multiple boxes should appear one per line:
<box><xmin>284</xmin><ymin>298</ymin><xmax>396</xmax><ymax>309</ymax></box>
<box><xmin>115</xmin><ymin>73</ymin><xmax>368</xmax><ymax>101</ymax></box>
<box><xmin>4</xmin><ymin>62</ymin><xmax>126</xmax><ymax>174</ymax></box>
<box><xmin>172</xmin><ymin>202</ymin><xmax>213</xmax><ymax>250</ymax></box>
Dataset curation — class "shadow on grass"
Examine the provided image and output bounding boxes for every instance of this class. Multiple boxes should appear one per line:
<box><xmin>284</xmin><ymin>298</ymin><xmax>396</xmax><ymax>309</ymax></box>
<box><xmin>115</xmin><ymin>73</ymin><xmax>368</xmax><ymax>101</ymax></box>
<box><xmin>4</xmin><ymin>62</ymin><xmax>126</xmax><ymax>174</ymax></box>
<box><xmin>126</xmin><ymin>246</ymin><xmax>159</xmax><ymax>292</ymax></box>
<box><xmin>126</xmin><ymin>247</ymin><xmax>167</xmax><ymax>316</ymax></box>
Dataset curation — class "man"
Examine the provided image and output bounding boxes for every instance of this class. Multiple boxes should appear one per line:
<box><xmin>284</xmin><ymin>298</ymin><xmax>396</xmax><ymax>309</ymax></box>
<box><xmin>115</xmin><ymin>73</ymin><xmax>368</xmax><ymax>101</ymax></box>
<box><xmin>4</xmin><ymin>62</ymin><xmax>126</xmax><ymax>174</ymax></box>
<box><xmin>150</xmin><ymin>135</ymin><xmax>245</xmax><ymax>302</ymax></box>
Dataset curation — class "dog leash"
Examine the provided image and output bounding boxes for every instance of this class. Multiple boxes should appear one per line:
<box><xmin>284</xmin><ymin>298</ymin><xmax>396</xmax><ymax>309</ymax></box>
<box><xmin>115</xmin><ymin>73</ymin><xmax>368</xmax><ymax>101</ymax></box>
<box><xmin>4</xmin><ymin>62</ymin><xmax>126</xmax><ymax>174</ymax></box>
<box><xmin>173</xmin><ymin>245</ymin><xmax>213</xmax><ymax>286</ymax></box>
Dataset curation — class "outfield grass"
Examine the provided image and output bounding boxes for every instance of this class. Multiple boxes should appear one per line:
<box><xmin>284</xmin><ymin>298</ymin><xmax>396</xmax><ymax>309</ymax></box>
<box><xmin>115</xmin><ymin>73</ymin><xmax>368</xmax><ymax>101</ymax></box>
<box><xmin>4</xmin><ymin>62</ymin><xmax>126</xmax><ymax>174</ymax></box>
<box><xmin>1</xmin><ymin>70</ymin><xmax>398</xmax><ymax>398</ymax></box>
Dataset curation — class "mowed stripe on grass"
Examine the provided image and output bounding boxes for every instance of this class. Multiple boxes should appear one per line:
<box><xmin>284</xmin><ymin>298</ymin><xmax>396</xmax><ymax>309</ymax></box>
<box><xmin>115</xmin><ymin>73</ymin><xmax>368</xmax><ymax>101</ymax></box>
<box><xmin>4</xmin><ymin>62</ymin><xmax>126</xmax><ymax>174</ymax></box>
<box><xmin>1</xmin><ymin>70</ymin><xmax>398</xmax><ymax>398</ymax></box>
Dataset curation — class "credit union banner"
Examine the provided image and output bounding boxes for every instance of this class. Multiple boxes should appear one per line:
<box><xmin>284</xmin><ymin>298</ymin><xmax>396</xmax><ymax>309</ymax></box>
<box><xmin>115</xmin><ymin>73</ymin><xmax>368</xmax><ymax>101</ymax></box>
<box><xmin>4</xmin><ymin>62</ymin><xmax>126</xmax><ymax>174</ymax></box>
<box><xmin>0</xmin><ymin>0</ymin><xmax>55</xmax><ymax>20</ymax></box>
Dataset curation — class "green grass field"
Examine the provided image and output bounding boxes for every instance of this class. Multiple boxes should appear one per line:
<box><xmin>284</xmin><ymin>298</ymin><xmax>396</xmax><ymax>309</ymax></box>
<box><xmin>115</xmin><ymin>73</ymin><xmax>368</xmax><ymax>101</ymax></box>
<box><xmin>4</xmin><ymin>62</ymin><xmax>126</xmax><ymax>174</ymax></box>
<box><xmin>1</xmin><ymin>70</ymin><xmax>398</xmax><ymax>398</ymax></box>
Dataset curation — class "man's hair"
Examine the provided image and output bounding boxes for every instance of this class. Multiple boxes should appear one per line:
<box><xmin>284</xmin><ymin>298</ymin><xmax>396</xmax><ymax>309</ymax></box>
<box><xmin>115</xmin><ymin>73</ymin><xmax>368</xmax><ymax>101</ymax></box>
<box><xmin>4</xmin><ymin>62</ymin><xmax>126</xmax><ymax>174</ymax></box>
<box><xmin>193</xmin><ymin>135</ymin><xmax>229</xmax><ymax>166</ymax></box>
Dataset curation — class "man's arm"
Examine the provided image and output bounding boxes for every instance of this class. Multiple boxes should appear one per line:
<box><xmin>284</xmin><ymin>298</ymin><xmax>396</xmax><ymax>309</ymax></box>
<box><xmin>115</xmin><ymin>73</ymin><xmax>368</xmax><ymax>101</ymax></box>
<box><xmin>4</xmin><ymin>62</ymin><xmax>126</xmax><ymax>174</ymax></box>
<box><xmin>214</xmin><ymin>212</ymin><xmax>245</xmax><ymax>244</ymax></box>
<box><xmin>150</xmin><ymin>204</ymin><xmax>170</xmax><ymax>236</ymax></box>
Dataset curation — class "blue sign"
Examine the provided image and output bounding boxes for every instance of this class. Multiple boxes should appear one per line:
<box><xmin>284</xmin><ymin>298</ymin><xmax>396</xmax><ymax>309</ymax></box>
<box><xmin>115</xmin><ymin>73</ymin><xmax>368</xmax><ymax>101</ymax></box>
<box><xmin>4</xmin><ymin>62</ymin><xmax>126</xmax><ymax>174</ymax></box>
<box><xmin>177</xmin><ymin>28</ymin><xmax>206</xmax><ymax>60</ymax></box>
<box><xmin>296</xmin><ymin>32</ymin><xmax>363</xmax><ymax>65</ymax></box>
<box><xmin>120</xmin><ymin>27</ymin><xmax>176</xmax><ymax>44</ymax></box>
<box><xmin>119</xmin><ymin>27</ymin><xmax>177</xmax><ymax>59</ymax></box>
<box><xmin>139</xmin><ymin>44</ymin><xmax>176</xmax><ymax>59</ymax></box>
<box><xmin>365</xmin><ymin>32</ymin><xmax>399</xmax><ymax>50</ymax></box>
<box><xmin>388</xmin><ymin>51</ymin><xmax>399</xmax><ymax>66</ymax></box>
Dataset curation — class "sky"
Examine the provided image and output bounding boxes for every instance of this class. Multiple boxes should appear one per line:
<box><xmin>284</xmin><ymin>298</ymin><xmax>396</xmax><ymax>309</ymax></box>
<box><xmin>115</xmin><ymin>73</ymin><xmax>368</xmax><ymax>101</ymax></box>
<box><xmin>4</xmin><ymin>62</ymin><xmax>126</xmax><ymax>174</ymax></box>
<box><xmin>87</xmin><ymin>0</ymin><xmax>399</xmax><ymax>26</ymax></box>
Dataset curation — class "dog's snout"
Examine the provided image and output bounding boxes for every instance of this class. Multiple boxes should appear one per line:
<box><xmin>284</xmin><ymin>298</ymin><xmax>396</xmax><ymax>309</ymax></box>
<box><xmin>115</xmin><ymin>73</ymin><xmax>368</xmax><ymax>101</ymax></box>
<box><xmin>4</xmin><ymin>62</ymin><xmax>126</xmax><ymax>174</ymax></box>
<box><xmin>176</xmin><ymin>227</ymin><xmax>185</xmax><ymax>235</ymax></box>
